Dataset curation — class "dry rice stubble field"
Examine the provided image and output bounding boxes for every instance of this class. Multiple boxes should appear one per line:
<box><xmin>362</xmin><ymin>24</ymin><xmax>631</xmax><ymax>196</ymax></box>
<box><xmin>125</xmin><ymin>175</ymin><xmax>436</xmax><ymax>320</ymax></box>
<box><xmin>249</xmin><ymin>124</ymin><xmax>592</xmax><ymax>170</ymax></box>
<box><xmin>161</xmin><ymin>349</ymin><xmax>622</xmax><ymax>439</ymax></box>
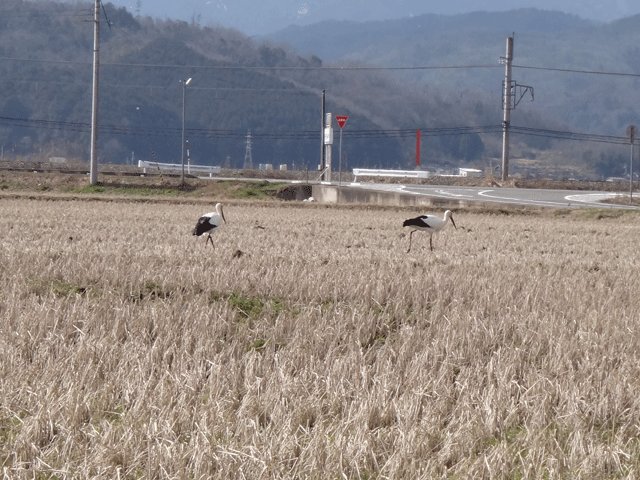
<box><xmin>1</xmin><ymin>198</ymin><xmax>640</xmax><ymax>479</ymax></box>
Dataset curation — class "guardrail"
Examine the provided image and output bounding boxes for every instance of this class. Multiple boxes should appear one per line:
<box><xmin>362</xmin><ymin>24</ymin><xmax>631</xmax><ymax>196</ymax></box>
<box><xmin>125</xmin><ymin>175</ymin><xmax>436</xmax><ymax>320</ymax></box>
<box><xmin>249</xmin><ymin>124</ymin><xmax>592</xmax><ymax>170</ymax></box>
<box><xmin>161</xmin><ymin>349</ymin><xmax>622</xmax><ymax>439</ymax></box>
<box><xmin>352</xmin><ymin>168</ymin><xmax>430</xmax><ymax>182</ymax></box>
<box><xmin>138</xmin><ymin>160</ymin><xmax>221</xmax><ymax>177</ymax></box>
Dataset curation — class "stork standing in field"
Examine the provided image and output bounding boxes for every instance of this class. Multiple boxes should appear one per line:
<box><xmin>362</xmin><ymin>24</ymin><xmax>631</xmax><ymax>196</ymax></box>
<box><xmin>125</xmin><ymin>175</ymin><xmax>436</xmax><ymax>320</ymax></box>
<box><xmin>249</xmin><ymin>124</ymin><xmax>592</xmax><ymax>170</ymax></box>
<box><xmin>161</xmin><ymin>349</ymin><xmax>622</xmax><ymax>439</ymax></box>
<box><xmin>403</xmin><ymin>210</ymin><xmax>456</xmax><ymax>253</ymax></box>
<box><xmin>193</xmin><ymin>203</ymin><xmax>226</xmax><ymax>248</ymax></box>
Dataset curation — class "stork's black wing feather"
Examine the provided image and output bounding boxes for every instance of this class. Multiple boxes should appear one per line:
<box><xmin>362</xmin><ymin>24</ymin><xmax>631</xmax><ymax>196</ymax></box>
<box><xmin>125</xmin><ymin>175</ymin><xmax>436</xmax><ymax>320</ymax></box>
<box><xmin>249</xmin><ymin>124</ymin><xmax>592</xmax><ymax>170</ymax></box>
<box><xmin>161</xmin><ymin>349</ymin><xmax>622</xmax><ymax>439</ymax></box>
<box><xmin>193</xmin><ymin>216</ymin><xmax>213</xmax><ymax>236</ymax></box>
<box><xmin>403</xmin><ymin>216</ymin><xmax>432</xmax><ymax>229</ymax></box>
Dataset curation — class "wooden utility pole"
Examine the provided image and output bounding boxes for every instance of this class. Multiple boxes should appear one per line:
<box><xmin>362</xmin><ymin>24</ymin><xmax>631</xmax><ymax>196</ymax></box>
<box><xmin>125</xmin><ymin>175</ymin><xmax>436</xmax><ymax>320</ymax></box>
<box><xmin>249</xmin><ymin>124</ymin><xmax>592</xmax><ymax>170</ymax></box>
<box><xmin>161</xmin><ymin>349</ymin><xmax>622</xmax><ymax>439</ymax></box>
<box><xmin>89</xmin><ymin>0</ymin><xmax>100</xmax><ymax>185</ymax></box>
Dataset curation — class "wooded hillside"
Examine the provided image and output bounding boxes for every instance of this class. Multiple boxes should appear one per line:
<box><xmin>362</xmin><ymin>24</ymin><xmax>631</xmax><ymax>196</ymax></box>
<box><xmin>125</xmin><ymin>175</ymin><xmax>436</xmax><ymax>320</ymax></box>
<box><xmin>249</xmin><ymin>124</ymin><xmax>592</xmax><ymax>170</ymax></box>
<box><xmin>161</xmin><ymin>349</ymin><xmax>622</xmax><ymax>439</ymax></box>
<box><xmin>0</xmin><ymin>2</ymin><xmax>634</xmax><ymax>177</ymax></box>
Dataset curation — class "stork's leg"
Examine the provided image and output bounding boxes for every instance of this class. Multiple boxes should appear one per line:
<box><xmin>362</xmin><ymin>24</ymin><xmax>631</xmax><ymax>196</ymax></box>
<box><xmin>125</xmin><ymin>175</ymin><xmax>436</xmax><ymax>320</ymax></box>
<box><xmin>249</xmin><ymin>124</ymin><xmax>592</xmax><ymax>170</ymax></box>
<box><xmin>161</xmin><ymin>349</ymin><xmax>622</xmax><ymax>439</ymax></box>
<box><xmin>206</xmin><ymin>234</ymin><xmax>215</xmax><ymax>248</ymax></box>
<box><xmin>429</xmin><ymin>235</ymin><xmax>433</xmax><ymax>251</ymax></box>
<box><xmin>407</xmin><ymin>230</ymin><xmax>414</xmax><ymax>253</ymax></box>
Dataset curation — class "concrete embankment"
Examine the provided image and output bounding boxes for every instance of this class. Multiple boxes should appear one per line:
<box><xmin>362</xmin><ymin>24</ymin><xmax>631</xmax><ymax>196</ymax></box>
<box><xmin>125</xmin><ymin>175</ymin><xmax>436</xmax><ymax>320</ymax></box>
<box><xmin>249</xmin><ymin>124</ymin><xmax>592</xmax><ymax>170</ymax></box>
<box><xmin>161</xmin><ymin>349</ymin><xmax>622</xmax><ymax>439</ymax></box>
<box><xmin>311</xmin><ymin>184</ymin><xmax>463</xmax><ymax>209</ymax></box>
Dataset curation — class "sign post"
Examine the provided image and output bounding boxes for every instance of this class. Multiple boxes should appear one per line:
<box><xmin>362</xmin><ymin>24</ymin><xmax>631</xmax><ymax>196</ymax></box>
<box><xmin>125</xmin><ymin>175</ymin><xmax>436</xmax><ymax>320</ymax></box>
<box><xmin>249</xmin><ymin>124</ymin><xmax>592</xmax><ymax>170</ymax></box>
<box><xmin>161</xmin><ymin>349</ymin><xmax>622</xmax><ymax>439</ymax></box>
<box><xmin>186</xmin><ymin>140</ymin><xmax>191</xmax><ymax>175</ymax></box>
<box><xmin>335</xmin><ymin>115</ymin><xmax>348</xmax><ymax>185</ymax></box>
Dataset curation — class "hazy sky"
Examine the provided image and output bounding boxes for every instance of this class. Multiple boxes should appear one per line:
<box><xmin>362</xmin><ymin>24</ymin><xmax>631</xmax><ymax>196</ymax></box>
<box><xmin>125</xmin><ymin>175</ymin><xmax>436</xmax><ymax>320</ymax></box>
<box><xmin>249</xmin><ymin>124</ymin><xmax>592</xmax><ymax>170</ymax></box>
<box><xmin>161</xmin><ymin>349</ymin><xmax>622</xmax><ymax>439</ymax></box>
<box><xmin>112</xmin><ymin>0</ymin><xmax>640</xmax><ymax>35</ymax></box>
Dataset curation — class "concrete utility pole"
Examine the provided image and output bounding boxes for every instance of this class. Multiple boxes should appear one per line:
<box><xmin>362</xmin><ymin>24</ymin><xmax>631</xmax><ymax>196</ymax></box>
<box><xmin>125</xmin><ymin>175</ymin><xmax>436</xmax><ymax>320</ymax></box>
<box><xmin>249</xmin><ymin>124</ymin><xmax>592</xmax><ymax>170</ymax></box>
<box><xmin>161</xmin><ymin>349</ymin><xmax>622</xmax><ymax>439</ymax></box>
<box><xmin>500</xmin><ymin>35</ymin><xmax>533</xmax><ymax>182</ymax></box>
<box><xmin>89</xmin><ymin>0</ymin><xmax>100</xmax><ymax>185</ymax></box>
<box><xmin>323</xmin><ymin>113</ymin><xmax>333</xmax><ymax>182</ymax></box>
<box><xmin>501</xmin><ymin>36</ymin><xmax>513</xmax><ymax>183</ymax></box>
<box><xmin>180</xmin><ymin>77</ymin><xmax>192</xmax><ymax>184</ymax></box>
<box><xmin>320</xmin><ymin>90</ymin><xmax>325</xmax><ymax>174</ymax></box>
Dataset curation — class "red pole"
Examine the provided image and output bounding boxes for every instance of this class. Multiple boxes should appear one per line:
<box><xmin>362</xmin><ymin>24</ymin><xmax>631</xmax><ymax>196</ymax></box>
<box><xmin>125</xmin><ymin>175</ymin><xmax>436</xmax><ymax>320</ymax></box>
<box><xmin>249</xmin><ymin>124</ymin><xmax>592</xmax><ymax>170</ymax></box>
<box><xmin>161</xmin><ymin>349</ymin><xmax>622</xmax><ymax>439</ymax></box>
<box><xmin>416</xmin><ymin>129</ymin><xmax>421</xmax><ymax>167</ymax></box>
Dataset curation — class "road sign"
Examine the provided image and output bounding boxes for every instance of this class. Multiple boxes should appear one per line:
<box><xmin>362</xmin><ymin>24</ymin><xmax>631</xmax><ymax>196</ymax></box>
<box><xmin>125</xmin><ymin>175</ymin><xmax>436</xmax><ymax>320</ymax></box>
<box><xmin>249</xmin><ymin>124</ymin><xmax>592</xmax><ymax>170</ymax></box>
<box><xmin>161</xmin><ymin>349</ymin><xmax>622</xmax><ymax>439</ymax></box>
<box><xmin>324</xmin><ymin>127</ymin><xmax>333</xmax><ymax>145</ymax></box>
<box><xmin>186</xmin><ymin>140</ymin><xmax>191</xmax><ymax>173</ymax></box>
<box><xmin>627</xmin><ymin>125</ymin><xmax>638</xmax><ymax>143</ymax></box>
<box><xmin>335</xmin><ymin>115</ymin><xmax>348</xmax><ymax>129</ymax></box>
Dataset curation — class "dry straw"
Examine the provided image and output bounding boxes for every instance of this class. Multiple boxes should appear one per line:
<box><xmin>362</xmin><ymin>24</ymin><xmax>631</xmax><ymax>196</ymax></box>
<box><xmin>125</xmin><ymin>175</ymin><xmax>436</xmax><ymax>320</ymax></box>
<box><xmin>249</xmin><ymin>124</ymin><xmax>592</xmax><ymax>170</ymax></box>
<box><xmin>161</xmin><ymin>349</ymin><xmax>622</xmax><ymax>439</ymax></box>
<box><xmin>1</xmin><ymin>198</ymin><xmax>640</xmax><ymax>478</ymax></box>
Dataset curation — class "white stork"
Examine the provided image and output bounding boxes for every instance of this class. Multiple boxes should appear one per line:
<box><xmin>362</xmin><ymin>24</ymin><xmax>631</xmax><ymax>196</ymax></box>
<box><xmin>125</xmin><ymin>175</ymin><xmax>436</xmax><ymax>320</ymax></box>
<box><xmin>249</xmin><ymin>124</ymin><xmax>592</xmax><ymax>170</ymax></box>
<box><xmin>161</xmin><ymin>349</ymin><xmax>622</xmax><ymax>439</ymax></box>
<box><xmin>193</xmin><ymin>203</ymin><xmax>226</xmax><ymax>248</ymax></box>
<box><xmin>403</xmin><ymin>210</ymin><xmax>456</xmax><ymax>253</ymax></box>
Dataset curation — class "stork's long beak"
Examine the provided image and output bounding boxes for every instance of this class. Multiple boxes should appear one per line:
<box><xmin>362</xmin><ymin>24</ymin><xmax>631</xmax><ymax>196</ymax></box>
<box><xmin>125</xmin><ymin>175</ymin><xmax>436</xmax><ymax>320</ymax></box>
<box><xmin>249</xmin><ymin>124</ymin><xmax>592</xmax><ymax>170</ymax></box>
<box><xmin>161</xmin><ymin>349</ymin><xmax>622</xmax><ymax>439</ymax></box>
<box><xmin>221</xmin><ymin>206</ymin><xmax>226</xmax><ymax>223</ymax></box>
<box><xmin>451</xmin><ymin>217</ymin><xmax>457</xmax><ymax>229</ymax></box>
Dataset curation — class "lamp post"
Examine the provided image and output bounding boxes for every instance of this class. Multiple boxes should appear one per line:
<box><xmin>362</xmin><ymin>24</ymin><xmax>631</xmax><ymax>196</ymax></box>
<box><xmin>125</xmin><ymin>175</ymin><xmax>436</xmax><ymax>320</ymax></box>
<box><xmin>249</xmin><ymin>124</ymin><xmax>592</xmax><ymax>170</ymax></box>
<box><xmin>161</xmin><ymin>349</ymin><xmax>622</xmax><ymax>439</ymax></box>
<box><xmin>180</xmin><ymin>77</ymin><xmax>192</xmax><ymax>184</ymax></box>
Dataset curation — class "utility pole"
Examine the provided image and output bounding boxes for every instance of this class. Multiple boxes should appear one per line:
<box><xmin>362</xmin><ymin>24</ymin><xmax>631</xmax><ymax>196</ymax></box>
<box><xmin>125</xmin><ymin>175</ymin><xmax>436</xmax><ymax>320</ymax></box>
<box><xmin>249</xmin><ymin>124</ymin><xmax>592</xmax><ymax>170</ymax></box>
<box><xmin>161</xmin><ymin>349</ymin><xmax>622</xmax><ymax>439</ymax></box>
<box><xmin>180</xmin><ymin>77</ymin><xmax>191</xmax><ymax>184</ymax></box>
<box><xmin>89</xmin><ymin>0</ymin><xmax>100</xmax><ymax>185</ymax></box>
<box><xmin>320</xmin><ymin>90</ymin><xmax>325</xmax><ymax>174</ymax></box>
<box><xmin>501</xmin><ymin>36</ymin><xmax>513</xmax><ymax>183</ymax></box>
<box><xmin>323</xmin><ymin>113</ymin><xmax>333</xmax><ymax>182</ymax></box>
<box><xmin>500</xmin><ymin>35</ymin><xmax>533</xmax><ymax>182</ymax></box>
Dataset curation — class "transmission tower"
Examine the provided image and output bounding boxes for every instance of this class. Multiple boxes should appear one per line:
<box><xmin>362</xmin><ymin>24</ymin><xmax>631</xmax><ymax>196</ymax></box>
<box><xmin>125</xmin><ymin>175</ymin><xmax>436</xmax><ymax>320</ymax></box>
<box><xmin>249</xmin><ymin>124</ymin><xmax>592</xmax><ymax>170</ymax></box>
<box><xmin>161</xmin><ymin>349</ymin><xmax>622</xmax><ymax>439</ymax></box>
<box><xmin>243</xmin><ymin>130</ymin><xmax>253</xmax><ymax>169</ymax></box>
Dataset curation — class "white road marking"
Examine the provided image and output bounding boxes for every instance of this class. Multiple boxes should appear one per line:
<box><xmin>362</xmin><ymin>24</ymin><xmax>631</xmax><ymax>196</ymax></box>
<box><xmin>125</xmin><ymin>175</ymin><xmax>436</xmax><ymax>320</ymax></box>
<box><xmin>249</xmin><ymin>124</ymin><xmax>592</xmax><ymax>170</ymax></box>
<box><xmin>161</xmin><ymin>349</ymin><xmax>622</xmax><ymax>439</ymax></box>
<box><xmin>434</xmin><ymin>189</ymin><xmax>475</xmax><ymax>199</ymax></box>
<box><xmin>478</xmin><ymin>190</ymin><xmax>571</xmax><ymax>207</ymax></box>
<box><xmin>565</xmin><ymin>193</ymin><xmax>620</xmax><ymax>203</ymax></box>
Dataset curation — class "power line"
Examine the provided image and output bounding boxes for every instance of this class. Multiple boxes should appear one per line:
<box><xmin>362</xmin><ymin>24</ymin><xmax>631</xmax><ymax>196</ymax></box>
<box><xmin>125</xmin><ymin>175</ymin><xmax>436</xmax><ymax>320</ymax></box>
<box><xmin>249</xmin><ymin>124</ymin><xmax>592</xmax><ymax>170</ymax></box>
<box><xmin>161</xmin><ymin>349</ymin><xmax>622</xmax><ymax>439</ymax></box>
<box><xmin>101</xmin><ymin>63</ymin><xmax>503</xmax><ymax>71</ymax></box>
<box><xmin>4</xmin><ymin>51</ymin><xmax>640</xmax><ymax>81</ymax></box>
<box><xmin>510</xmin><ymin>126</ymin><xmax>630</xmax><ymax>145</ymax></box>
<box><xmin>513</xmin><ymin>64</ymin><xmax>640</xmax><ymax>78</ymax></box>
<box><xmin>0</xmin><ymin>56</ymin><xmax>499</xmax><ymax>71</ymax></box>
<box><xmin>3</xmin><ymin>54</ymin><xmax>639</xmax><ymax>78</ymax></box>
<box><xmin>0</xmin><ymin>115</ymin><xmax>632</xmax><ymax>145</ymax></box>
<box><xmin>0</xmin><ymin>10</ymin><xmax>91</xmax><ymax>19</ymax></box>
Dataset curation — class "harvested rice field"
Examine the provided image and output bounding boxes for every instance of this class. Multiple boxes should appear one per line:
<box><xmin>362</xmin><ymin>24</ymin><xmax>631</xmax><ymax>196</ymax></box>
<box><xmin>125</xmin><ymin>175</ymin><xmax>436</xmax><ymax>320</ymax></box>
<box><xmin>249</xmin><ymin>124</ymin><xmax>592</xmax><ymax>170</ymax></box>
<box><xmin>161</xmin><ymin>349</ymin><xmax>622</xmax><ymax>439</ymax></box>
<box><xmin>1</xmin><ymin>196</ymin><xmax>640</xmax><ymax>479</ymax></box>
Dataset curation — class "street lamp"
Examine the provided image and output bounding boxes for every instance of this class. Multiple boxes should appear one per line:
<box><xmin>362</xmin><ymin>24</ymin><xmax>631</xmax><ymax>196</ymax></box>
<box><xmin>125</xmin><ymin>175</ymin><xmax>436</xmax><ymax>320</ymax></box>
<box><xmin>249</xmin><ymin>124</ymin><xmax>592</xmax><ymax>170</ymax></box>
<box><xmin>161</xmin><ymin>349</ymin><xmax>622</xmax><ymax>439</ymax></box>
<box><xmin>181</xmin><ymin>77</ymin><xmax>192</xmax><ymax>184</ymax></box>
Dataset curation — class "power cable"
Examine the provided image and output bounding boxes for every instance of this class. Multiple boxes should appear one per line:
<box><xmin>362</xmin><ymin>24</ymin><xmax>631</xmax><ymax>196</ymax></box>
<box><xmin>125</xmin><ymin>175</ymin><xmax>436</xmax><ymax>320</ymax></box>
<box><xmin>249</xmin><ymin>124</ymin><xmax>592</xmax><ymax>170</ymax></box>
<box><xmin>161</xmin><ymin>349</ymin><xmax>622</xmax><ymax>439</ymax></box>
<box><xmin>0</xmin><ymin>115</ymin><xmax>631</xmax><ymax>145</ymax></box>
<box><xmin>3</xmin><ymin>54</ymin><xmax>639</xmax><ymax>79</ymax></box>
<box><xmin>513</xmin><ymin>64</ymin><xmax>640</xmax><ymax>78</ymax></box>
<box><xmin>510</xmin><ymin>126</ymin><xmax>630</xmax><ymax>145</ymax></box>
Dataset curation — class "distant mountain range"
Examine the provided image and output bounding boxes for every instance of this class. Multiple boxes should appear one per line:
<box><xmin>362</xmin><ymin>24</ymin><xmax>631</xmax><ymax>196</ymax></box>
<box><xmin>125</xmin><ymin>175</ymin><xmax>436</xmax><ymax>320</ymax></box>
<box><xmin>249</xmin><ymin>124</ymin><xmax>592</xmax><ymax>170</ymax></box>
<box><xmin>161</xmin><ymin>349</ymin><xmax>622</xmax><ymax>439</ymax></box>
<box><xmin>261</xmin><ymin>9</ymin><xmax>640</xmax><ymax>138</ymax></box>
<box><xmin>139</xmin><ymin>0</ymin><xmax>638</xmax><ymax>36</ymax></box>
<box><xmin>259</xmin><ymin>9</ymin><xmax>595</xmax><ymax>61</ymax></box>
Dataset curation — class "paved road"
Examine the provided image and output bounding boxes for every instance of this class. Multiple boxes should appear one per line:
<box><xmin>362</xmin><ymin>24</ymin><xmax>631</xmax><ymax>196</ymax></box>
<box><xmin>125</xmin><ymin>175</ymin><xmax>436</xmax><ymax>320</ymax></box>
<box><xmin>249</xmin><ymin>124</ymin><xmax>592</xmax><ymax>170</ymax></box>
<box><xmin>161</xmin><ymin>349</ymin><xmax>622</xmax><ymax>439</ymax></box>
<box><xmin>201</xmin><ymin>175</ymin><xmax>638</xmax><ymax>210</ymax></box>
<box><xmin>351</xmin><ymin>182</ymin><xmax>640</xmax><ymax>210</ymax></box>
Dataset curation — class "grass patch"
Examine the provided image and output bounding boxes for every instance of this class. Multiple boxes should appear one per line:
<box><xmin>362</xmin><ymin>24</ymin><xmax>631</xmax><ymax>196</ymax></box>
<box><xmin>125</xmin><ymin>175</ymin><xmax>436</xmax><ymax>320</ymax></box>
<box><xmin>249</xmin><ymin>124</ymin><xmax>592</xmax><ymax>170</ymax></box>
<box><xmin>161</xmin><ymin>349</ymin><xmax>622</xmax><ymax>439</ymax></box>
<box><xmin>248</xmin><ymin>338</ymin><xmax>287</xmax><ymax>353</ymax></box>
<box><xmin>249</xmin><ymin>338</ymin><xmax>267</xmax><ymax>352</ymax></box>
<box><xmin>230</xmin><ymin>181</ymin><xmax>286</xmax><ymax>200</ymax></box>
<box><xmin>212</xmin><ymin>291</ymin><xmax>293</xmax><ymax>320</ymax></box>
<box><xmin>28</xmin><ymin>277</ymin><xmax>99</xmax><ymax>298</ymax></box>
<box><xmin>228</xmin><ymin>291</ymin><xmax>265</xmax><ymax>319</ymax></box>
<box><xmin>576</xmin><ymin>208</ymin><xmax>631</xmax><ymax>220</ymax></box>
<box><xmin>128</xmin><ymin>280</ymin><xmax>178</xmax><ymax>301</ymax></box>
<box><xmin>0</xmin><ymin>413</ymin><xmax>25</xmax><ymax>445</ymax></box>
<box><xmin>68</xmin><ymin>184</ymin><xmax>181</xmax><ymax>196</ymax></box>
